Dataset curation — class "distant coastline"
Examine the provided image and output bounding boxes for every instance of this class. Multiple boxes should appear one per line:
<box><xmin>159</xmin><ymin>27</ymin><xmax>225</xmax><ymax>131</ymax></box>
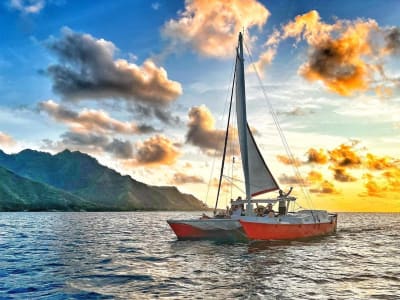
<box><xmin>0</xmin><ymin>148</ymin><xmax>208</xmax><ymax>212</ymax></box>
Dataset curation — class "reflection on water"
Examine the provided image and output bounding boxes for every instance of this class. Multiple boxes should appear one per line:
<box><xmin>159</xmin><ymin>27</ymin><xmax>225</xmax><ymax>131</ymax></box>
<box><xmin>0</xmin><ymin>212</ymin><xmax>399</xmax><ymax>299</ymax></box>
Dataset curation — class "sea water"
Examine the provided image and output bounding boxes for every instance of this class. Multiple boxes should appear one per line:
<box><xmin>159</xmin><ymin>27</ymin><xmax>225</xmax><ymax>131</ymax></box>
<box><xmin>0</xmin><ymin>212</ymin><xmax>399</xmax><ymax>299</ymax></box>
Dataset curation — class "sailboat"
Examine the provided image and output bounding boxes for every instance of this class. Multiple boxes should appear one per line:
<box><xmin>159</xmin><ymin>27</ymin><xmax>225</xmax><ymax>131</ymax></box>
<box><xmin>167</xmin><ymin>33</ymin><xmax>337</xmax><ymax>241</ymax></box>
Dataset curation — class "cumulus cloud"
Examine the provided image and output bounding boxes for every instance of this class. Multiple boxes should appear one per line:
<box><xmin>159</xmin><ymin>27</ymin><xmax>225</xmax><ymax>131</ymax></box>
<box><xmin>39</xmin><ymin>100</ymin><xmax>156</xmax><ymax>135</ymax></box>
<box><xmin>170</xmin><ymin>172</ymin><xmax>205</xmax><ymax>184</ymax></box>
<box><xmin>330</xmin><ymin>167</ymin><xmax>357</xmax><ymax>182</ymax></box>
<box><xmin>365</xmin><ymin>153</ymin><xmax>396</xmax><ymax>170</ymax></box>
<box><xmin>186</xmin><ymin>105</ymin><xmax>238</xmax><ymax>155</ymax></box>
<box><xmin>307</xmin><ymin>148</ymin><xmax>328</xmax><ymax>164</ymax></box>
<box><xmin>162</xmin><ymin>0</ymin><xmax>270</xmax><ymax>58</ymax></box>
<box><xmin>46</xmin><ymin>131</ymin><xmax>134</xmax><ymax>159</ymax></box>
<box><xmin>9</xmin><ymin>0</ymin><xmax>45</xmax><ymax>14</ymax></box>
<box><xmin>307</xmin><ymin>170</ymin><xmax>324</xmax><ymax>183</ymax></box>
<box><xmin>0</xmin><ymin>131</ymin><xmax>16</xmax><ymax>146</ymax></box>
<box><xmin>309</xmin><ymin>180</ymin><xmax>339</xmax><ymax>194</ymax></box>
<box><xmin>329</xmin><ymin>143</ymin><xmax>362</xmax><ymax>168</ymax></box>
<box><xmin>126</xmin><ymin>135</ymin><xmax>180</xmax><ymax>167</ymax></box>
<box><xmin>45</xmin><ymin>28</ymin><xmax>182</xmax><ymax>105</ymax></box>
<box><xmin>256</xmin><ymin>10</ymin><xmax>400</xmax><ymax>95</ymax></box>
<box><xmin>362</xmin><ymin>173</ymin><xmax>386</xmax><ymax>197</ymax></box>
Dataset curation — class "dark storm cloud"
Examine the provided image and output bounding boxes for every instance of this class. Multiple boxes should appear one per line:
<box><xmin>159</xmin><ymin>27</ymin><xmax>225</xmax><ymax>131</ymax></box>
<box><xmin>44</xmin><ymin>28</ymin><xmax>182</xmax><ymax>105</ymax></box>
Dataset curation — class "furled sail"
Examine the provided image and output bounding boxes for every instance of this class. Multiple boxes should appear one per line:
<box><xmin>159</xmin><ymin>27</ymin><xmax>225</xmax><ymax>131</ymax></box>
<box><xmin>235</xmin><ymin>33</ymin><xmax>279</xmax><ymax>199</ymax></box>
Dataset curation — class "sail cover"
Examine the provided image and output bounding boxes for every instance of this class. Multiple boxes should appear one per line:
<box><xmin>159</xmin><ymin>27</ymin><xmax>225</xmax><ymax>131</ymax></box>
<box><xmin>246</xmin><ymin>124</ymin><xmax>279</xmax><ymax>196</ymax></box>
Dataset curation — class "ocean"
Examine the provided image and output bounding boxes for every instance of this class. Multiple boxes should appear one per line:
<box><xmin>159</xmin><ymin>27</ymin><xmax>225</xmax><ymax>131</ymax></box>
<box><xmin>0</xmin><ymin>212</ymin><xmax>399</xmax><ymax>299</ymax></box>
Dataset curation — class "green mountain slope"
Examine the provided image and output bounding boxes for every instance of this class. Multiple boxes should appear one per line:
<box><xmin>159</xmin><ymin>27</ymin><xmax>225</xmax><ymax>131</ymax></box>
<box><xmin>0</xmin><ymin>166</ymin><xmax>99</xmax><ymax>211</ymax></box>
<box><xmin>0</xmin><ymin>149</ymin><xmax>207</xmax><ymax>211</ymax></box>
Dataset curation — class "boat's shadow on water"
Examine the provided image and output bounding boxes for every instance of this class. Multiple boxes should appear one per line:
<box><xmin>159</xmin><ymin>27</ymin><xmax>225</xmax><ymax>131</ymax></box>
<box><xmin>168</xmin><ymin>233</ymin><xmax>337</xmax><ymax>254</ymax></box>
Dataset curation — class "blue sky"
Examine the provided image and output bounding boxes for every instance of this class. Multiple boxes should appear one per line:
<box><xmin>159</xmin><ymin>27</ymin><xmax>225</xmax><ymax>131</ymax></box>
<box><xmin>1</xmin><ymin>0</ymin><xmax>400</xmax><ymax>211</ymax></box>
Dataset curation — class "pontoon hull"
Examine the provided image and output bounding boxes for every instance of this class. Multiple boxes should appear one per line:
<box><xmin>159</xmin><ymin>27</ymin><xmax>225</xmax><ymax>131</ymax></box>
<box><xmin>167</xmin><ymin>219</ymin><xmax>246</xmax><ymax>241</ymax></box>
<box><xmin>240</xmin><ymin>215</ymin><xmax>337</xmax><ymax>240</ymax></box>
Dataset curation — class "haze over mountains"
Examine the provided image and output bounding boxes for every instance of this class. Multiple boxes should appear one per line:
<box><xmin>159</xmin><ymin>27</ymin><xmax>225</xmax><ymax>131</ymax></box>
<box><xmin>0</xmin><ymin>149</ymin><xmax>207</xmax><ymax>211</ymax></box>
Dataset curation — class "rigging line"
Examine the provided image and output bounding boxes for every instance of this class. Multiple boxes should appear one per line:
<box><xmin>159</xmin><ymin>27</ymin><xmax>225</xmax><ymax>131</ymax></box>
<box><xmin>243</xmin><ymin>42</ymin><xmax>316</xmax><ymax>213</ymax></box>
<box><xmin>221</xmin><ymin>176</ymin><xmax>246</xmax><ymax>194</ymax></box>
<box><xmin>205</xmin><ymin>57</ymin><xmax>237</xmax><ymax>207</ymax></box>
<box><xmin>214</xmin><ymin>58</ymin><xmax>237</xmax><ymax>215</ymax></box>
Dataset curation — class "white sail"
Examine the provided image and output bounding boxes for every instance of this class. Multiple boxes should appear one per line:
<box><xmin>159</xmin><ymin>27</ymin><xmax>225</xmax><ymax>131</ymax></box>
<box><xmin>235</xmin><ymin>33</ymin><xmax>279</xmax><ymax>199</ymax></box>
<box><xmin>246</xmin><ymin>124</ymin><xmax>279</xmax><ymax>196</ymax></box>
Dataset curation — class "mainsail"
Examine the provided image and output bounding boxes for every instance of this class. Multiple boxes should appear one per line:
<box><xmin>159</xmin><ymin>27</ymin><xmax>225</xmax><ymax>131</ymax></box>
<box><xmin>235</xmin><ymin>33</ymin><xmax>279</xmax><ymax>199</ymax></box>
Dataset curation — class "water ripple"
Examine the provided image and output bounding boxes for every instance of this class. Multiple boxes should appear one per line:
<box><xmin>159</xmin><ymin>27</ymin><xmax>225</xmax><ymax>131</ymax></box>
<box><xmin>0</xmin><ymin>212</ymin><xmax>399</xmax><ymax>299</ymax></box>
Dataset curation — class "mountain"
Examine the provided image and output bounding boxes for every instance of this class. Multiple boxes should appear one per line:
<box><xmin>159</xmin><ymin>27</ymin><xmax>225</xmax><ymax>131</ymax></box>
<box><xmin>0</xmin><ymin>149</ymin><xmax>207</xmax><ymax>211</ymax></box>
<box><xmin>0</xmin><ymin>166</ymin><xmax>99</xmax><ymax>211</ymax></box>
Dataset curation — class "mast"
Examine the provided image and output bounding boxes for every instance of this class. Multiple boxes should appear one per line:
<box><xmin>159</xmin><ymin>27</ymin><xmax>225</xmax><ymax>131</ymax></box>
<box><xmin>214</xmin><ymin>62</ymin><xmax>236</xmax><ymax>216</ymax></box>
<box><xmin>235</xmin><ymin>33</ymin><xmax>252</xmax><ymax>211</ymax></box>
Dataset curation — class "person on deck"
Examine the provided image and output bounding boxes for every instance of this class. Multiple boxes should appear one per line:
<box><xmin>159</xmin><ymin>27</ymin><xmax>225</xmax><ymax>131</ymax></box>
<box><xmin>264</xmin><ymin>203</ymin><xmax>275</xmax><ymax>217</ymax></box>
<box><xmin>231</xmin><ymin>205</ymin><xmax>242</xmax><ymax>217</ymax></box>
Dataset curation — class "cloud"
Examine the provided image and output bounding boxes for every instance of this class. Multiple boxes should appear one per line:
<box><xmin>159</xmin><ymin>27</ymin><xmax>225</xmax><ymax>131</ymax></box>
<box><xmin>9</xmin><ymin>0</ymin><xmax>45</xmax><ymax>14</ymax></box>
<box><xmin>307</xmin><ymin>148</ymin><xmax>328</xmax><ymax>164</ymax></box>
<box><xmin>309</xmin><ymin>180</ymin><xmax>339</xmax><ymax>194</ymax></box>
<box><xmin>0</xmin><ymin>131</ymin><xmax>16</xmax><ymax>146</ymax></box>
<box><xmin>384</xmin><ymin>27</ymin><xmax>400</xmax><ymax>55</ymax></box>
<box><xmin>362</xmin><ymin>173</ymin><xmax>386</xmax><ymax>197</ymax></box>
<box><xmin>151</xmin><ymin>2</ymin><xmax>160</xmax><ymax>10</ymax></box>
<box><xmin>307</xmin><ymin>170</ymin><xmax>324</xmax><ymax>183</ymax></box>
<box><xmin>278</xmin><ymin>174</ymin><xmax>303</xmax><ymax>185</ymax></box>
<box><xmin>43</xmin><ymin>131</ymin><xmax>134</xmax><ymax>159</ymax></box>
<box><xmin>331</xmin><ymin>167</ymin><xmax>357</xmax><ymax>182</ymax></box>
<box><xmin>39</xmin><ymin>100</ymin><xmax>156</xmax><ymax>135</ymax></box>
<box><xmin>366</xmin><ymin>153</ymin><xmax>396</xmax><ymax>170</ymax></box>
<box><xmin>276</xmin><ymin>154</ymin><xmax>302</xmax><ymax>166</ymax></box>
<box><xmin>260</xmin><ymin>10</ymin><xmax>400</xmax><ymax>96</ymax></box>
<box><xmin>329</xmin><ymin>143</ymin><xmax>361</xmax><ymax>168</ymax></box>
<box><xmin>247</xmin><ymin>47</ymin><xmax>277</xmax><ymax>76</ymax></box>
<box><xmin>45</xmin><ymin>28</ymin><xmax>182</xmax><ymax>105</ymax></box>
<box><xmin>170</xmin><ymin>172</ymin><xmax>205</xmax><ymax>184</ymax></box>
<box><xmin>126</xmin><ymin>135</ymin><xmax>180</xmax><ymax>166</ymax></box>
<box><xmin>162</xmin><ymin>0</ymin><xmax>270</xmax><ymax>58</ymax></box>
<box><xmin>103</xmin><ymin>139</ymin><xmax>134</xmax><ymax>159</ymax></box>
<box><xmin>280</xmin><ymin>107</ymin><xmax>315</xmax><ymax>117</ymax></box>
<box><xmin>186</xmin><ymin>105</ymin><xmax>238</xmax><ymax>155</ymax></box>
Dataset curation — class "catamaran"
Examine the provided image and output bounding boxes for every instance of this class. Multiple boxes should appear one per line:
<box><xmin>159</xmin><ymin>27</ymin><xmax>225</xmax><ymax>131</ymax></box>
<box><xmin>167</xmin><ymin>33</ymin><xmax>337</xmax><ymax>241</ymax></box>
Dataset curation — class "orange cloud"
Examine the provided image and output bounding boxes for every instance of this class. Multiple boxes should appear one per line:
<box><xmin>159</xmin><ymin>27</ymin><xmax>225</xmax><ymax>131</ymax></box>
<box><xmin>362</xmin><ymin>173</ymin><xmax>386</xmax><ymax>197</ymax></box>
<box><xmin>307</xmin><ymin>148</ymin><xmax>328</xmax><ymax>164</ymax></box>
<box><xmin>365</xmin><ymin>153</ymin><xmax>395</xmax><ymax>170</ymax></box>
<box><xmin>276</xmin><ymin>154</ymin><xmax>302</xmax><ymax>166</ymax></box>
<box><xmin>331</xmin><ymin>167</ymin><xmax>357</xmax><ymax>182</ymax></box>
<box><xmin>171</xmin><ymin>172</ymin><xmax>204</xmax><ymax>184</ymax></box>
<box><xmin>310</xmin><ymin>180</ymin><xmax>339</xmax><ymax>194</ymax></box>
<box><xmin>307</xmin><ymin>170</ymin><xmax>324</xmax><ymax>183</ymax></box>
<box><xmin>382</xmin><ymin>168</ymin><xmax>400</xmax><ymax>192</ymax></box>
<box><xmin>268</xmin><ymin>10</ymin><xmax>400</xmax><ymax>96</ymax></box>
<box><xmin>163</xmin><ymin>0</ymin><xmax>269</xmax><ymax>58</ymax></box>
<box><xmin>0</xmin><ymin>131</ymin><xmax>15</xmax><ymax>146</ymax></box>
<box><xmin>126</xmin><ymin>135</ymin><xmax>180</xmax><ymax>167</ymax></box>
<box><xmin>329</xmin><ymin>144</ymin><xmax>362</xmax><ymax>168</ymax></box>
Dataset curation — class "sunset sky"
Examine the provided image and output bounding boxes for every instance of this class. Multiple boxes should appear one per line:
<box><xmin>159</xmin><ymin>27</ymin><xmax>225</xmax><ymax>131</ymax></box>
<box><xmin>1</xmin><ymin>0</ymin><xmax>400</xmax><ymax>212</ymax></box>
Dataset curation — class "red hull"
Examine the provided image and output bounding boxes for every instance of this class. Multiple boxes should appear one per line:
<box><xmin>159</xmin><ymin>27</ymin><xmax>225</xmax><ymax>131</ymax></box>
<box><xmin>167</xmin><ymin>221</ymin><xmax>246</xmax><ymax>241</ymax></box>
<box><xmin>240</xmin><ymin>218</ymin><xmax>337</xmax><ymax>240</ymax></box>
